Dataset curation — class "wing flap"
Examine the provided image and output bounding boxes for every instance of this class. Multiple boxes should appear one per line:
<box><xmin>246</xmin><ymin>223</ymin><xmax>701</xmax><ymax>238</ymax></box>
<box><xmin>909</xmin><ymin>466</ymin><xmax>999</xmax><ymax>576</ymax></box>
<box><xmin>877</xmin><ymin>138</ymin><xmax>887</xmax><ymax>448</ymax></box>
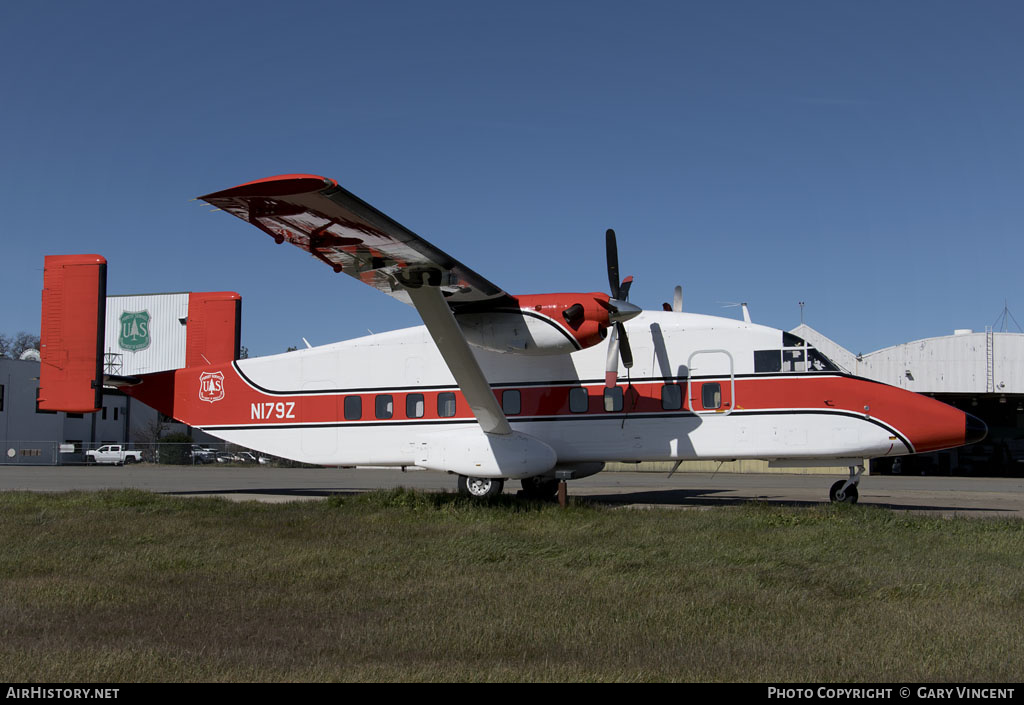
<box><xmin>200</xmin><ymin>174</ymin><xmax>509</xmax><ymax>307</ymax></box>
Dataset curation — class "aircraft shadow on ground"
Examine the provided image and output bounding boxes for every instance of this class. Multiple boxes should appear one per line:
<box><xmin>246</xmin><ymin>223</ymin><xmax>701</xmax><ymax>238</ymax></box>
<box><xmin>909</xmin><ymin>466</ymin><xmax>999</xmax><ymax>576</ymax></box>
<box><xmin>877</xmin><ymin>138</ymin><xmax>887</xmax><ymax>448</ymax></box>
<box><xmin>164</xmin><ymin>485</ymin><xmax>1011</xmax><ymax>515</ymax></box>
<box><xmin>577</xmin><ymin>488</ymin><xmax>1009</xmax><ymax>515</ymax></box>
<box><xmin>164</xmin><ymin>488</ymin><xmax>358</xmax><ymax>499</ymax></box>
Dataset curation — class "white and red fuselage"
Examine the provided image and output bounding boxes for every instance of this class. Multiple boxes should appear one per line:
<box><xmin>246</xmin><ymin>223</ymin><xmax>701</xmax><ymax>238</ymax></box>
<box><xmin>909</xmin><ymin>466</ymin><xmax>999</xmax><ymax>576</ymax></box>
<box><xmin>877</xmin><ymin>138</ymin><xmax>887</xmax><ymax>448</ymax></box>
<box><xmin>40</xmin><ymin>174</ymin><xmax>984</xmax><ymax>488</ymax></box>
<box><xmin>127</xmin><ymin>308</ymin><xmax>983</xmax><ymax>479</ymax></box>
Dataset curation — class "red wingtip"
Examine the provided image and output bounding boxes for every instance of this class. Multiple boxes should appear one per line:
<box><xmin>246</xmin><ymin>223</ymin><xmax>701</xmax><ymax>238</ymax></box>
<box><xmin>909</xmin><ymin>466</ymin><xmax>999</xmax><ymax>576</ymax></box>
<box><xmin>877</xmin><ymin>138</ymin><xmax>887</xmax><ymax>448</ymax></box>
<box><xmin>200</xmin><ymin>174</ymin><xmax>337</xmax><ymax>200</ymax></box>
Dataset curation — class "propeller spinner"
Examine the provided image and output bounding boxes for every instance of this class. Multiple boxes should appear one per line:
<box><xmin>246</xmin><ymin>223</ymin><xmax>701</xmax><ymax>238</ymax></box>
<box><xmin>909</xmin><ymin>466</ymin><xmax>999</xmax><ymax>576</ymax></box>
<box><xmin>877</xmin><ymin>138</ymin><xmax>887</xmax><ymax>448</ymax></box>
<box><xmin>604</xmin><ymin>229</ymin><xmax>641</xmax><ymax>386</ymax></box>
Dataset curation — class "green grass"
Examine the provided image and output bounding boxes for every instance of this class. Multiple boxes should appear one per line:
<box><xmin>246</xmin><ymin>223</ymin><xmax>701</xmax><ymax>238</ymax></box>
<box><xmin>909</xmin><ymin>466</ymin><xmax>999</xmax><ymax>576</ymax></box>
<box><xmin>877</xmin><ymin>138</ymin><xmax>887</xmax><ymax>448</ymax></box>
<box><xmin>1</xmin><ymin>489</ymin><xmax>1023</xmax><ymax>682</ymax></box>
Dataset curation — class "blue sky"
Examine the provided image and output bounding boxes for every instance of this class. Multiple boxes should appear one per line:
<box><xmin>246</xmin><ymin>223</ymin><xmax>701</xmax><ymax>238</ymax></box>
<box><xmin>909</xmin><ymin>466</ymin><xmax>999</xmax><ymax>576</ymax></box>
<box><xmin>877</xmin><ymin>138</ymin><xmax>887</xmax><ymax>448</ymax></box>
<box><xmin>1</xmin><ymin>1</ymin><xmax>1021</xmax><ymax>357</ymax></box>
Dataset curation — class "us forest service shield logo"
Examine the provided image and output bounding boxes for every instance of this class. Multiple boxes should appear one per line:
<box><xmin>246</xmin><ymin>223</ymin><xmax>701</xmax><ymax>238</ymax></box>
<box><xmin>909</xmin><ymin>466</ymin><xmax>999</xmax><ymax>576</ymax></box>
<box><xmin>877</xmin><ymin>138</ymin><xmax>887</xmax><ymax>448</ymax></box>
<box><xmin>199</xmin><ymin>371</ymin><xmax>225</xmax><ymax>403</ymax></box>
<box><xmin>119</xmin><ymin>310</ymin><xmax>151</xmax><ymax>352</ymax></box>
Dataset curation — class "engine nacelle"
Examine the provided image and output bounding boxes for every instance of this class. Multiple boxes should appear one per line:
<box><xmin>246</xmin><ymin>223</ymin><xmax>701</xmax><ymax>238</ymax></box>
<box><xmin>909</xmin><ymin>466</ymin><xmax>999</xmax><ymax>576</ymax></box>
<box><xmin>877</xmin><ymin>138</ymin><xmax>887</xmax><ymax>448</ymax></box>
<box><xmin>455</xmin><ymin>292</ymin><xmax>611</xmax><ymax>355</ymax></box>
<box><xmin>415</xmin><ymin>429</ymin><xmax>558</xmax><ymax>478</ymax></box>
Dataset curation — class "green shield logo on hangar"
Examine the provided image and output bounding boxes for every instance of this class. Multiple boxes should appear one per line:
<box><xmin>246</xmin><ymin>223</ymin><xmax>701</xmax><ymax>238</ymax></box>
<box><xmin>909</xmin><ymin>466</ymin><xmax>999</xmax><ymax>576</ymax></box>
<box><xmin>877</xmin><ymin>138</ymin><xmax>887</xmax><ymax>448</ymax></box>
<box><xmin>119</xmin><ymin>310</ymin><xmax>151</xmax><ymax>352</ymax></box>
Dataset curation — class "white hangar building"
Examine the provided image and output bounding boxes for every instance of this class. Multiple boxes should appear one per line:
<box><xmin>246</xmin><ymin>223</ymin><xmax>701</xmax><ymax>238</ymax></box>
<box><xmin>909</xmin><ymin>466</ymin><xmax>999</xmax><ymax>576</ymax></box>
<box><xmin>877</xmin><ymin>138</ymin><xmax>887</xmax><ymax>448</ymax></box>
<box><xmin>792</xmin><ymin>324</ymin><xmax>1024</xmax><ymax>475</ymax></box>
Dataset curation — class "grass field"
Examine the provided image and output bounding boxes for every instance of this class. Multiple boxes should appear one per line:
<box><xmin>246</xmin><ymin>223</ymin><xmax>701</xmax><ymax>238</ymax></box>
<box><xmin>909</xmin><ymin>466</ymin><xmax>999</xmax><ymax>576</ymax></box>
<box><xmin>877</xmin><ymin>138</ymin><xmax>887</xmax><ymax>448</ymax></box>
<box><xmin>1</xmin><ymin>489</ymin><xmax>1023</xmax><ymax>682</ymax></box>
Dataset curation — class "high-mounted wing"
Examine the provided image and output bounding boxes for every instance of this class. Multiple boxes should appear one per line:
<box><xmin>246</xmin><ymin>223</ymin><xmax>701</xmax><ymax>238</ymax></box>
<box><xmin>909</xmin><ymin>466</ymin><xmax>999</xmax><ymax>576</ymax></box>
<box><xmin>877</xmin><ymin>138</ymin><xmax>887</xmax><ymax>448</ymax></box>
<box><xmin>200</xmin><ymin>174</ymin><xmax>510</xmax><ymax>308</ymax></box>
<box><xmin>201</xmin><ymin>174</ymin><xmax>513</xmax><ymax>435</ymax></box>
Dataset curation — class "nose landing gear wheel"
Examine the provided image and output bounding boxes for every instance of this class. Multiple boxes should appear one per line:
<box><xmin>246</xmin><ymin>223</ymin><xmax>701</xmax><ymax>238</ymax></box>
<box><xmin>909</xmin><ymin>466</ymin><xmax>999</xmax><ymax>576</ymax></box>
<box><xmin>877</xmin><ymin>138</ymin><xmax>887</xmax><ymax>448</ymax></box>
<box><xmin>829</xmin><ymin>479</ymin><xmax>859</xmax><ymax>504</ymax></box>
<box><xmin>457</xmin><ymin>475</ymin><xmax>504</xmax><ymax>498</ymax></box>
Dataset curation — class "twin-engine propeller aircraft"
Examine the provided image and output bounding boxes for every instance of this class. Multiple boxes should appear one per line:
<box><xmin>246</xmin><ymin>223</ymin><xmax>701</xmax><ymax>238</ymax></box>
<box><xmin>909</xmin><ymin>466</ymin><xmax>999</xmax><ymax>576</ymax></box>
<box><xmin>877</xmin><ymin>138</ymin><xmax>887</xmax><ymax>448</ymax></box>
<box><xmin>39</xmin><ymin>174</ymin><xmax>986</xmax><ymax>502</ymax></box>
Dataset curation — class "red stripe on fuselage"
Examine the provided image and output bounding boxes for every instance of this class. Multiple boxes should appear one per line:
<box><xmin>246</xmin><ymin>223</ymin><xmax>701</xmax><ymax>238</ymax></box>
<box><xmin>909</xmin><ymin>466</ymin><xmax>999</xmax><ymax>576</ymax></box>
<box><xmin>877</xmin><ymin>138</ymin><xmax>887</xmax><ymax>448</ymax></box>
<box><xmin>134</xmin><ymin>364</ymin><xmax>970</xmax><ymax>455</ymax></box>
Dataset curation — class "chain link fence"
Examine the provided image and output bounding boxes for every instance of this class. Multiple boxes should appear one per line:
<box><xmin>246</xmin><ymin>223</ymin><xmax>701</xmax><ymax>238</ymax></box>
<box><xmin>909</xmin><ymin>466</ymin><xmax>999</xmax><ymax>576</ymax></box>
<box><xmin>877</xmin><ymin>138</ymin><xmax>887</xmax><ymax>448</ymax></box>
<box><xmin>0</xmin><ymin>440</ymin><xmax>292</xmax><ymax>467</ymax></box>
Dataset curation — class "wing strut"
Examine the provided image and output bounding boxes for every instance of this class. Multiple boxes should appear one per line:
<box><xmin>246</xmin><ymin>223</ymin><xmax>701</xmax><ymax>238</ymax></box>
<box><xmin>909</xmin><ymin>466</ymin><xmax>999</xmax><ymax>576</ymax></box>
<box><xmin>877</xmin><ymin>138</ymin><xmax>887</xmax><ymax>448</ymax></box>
<box><xmin>405</xmin><ymin>286</ymin><xmax>511</xmax><ymax>436</ymax></box>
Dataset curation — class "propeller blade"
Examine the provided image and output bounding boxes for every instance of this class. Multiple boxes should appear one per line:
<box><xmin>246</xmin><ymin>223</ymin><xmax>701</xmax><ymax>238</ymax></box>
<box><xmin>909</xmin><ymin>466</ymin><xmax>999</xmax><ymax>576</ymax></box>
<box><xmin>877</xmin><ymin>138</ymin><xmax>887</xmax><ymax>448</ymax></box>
<box><xmin>605</xmin><ymin>324</ymin><xmax>620</xmax><ymax>387</ymax></box>
<box><xmin>605</xmin><ymin>229</ymin><xmax>620</xmax><ymax>299</ymax></box>
<box><xmin>603</xmin><ymin>228</ymin><xmax>636</xmax><ymax>386</ymax></box>
<box><xmin>673</xmin><ymin>285</ymin><xmax>682</xmax><ymax>313</ymax></box>
<box><xmin>619</xmin><ymin>275</ymin><xmax>633</xmax><ymax>301</ymax></box>
<box><xmin>617</xmin><ymin>322</ymin><xmax>633</xmax><ymax>369</ymax></box>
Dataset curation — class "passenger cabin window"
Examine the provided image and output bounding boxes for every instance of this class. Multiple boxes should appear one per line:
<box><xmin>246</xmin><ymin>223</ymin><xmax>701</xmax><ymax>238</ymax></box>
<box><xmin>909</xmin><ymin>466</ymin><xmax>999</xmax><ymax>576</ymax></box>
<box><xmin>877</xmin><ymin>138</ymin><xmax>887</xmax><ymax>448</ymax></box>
<box><xmin>604</xmin><ymin>387</ymin><xmax>623</xmax><ymax>412</ymax></box>
<box><xmin>661</xmin><ymin>384</ymin><xmax>682</xmax><ymax>410</ymax></box>
<box><xmin>406</xmin><ymin>393</ymin><xmax>424</xmax><ymax>419</ymax></box>
<box><xmin>344</xmin><ymin>396</ymin><xmax>362</xmax><ymax>420</ymax></box>
<box><xmin>438</xmin><ymin>392</ymin><xmax>457</xmax><ymax>418</ymax></box>
<box><xmin>702</xmin><ymin>382</ymin><xmax>722</xmax><ymax>410</ymax></box>
<box><xmin>502</xmin><ymin>390</ymin><xmax>521</xmax><ymax>415</ymax></box>
<box><xmin>569</xmin><ymin>387</ymin><xmax>588</xmax><ymax>413</ymax></box>
<box><xmin>375</xmin><ymin>395</ymin><xmax>393</xmax><ymax>419</ymax></box>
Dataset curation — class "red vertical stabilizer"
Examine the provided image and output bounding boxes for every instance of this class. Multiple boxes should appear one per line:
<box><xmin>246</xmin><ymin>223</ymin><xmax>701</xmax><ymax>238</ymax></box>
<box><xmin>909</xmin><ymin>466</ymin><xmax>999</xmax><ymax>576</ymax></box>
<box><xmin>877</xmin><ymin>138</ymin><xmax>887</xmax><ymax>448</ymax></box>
<box><xmin>39</xmin><ymin>255</ymin><xmax>107</xmax><ymax>412</ymax></box>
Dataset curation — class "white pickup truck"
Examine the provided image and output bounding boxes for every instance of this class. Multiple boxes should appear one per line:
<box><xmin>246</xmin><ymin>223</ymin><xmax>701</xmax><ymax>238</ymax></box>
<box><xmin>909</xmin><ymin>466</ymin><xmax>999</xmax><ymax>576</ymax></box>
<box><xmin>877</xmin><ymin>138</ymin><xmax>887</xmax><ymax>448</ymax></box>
<box><xmin>85</xmin><ymin>445</ymin><xmax>143</xmax><ymax>465</ymax></box>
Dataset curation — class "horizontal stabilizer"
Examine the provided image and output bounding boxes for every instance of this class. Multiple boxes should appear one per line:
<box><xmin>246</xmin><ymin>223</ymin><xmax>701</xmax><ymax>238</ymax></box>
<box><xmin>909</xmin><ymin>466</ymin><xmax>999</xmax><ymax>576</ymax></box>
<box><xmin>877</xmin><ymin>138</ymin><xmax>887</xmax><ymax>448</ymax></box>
<box><xmin>103</xmin><ymin>292</ymin><xmax>241</xmax><ymax>376</ymax></box>
<box><xmin>39</xmin><ymin>254</ymin><xmax>241</xmax><ymax>412</ymax></box>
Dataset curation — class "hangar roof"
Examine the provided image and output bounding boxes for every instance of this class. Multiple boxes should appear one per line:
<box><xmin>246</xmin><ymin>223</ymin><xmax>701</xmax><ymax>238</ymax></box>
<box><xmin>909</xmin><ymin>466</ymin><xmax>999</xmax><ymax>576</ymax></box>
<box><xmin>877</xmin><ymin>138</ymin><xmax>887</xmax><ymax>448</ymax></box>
<box><xmin>790</xmin><ymin>324</ymin><xmax>1024</xmax><ymax>395</ymax></box>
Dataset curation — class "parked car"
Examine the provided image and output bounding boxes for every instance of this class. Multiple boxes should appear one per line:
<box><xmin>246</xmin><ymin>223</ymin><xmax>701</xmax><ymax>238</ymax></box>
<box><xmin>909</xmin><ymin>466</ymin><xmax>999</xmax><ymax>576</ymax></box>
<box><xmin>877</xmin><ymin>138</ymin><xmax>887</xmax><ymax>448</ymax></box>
<box><xmin>85</xmin><ymin>445</ymin><xmax>143</xmax><ymax>466</ymax></box>
<box><xmin>189</xmin><ymin>445</ymin><xmax>217</xmax><ymax>464</ymax></box>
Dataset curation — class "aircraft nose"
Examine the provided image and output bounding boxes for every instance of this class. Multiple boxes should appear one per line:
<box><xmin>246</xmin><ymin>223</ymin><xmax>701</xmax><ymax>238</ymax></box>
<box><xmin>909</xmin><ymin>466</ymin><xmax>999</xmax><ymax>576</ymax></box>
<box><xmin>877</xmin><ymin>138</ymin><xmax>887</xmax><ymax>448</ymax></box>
<box><xmin>965</xmin><ymin>413</ymin><xmax>988</xmax><ymax>445</ymax></box>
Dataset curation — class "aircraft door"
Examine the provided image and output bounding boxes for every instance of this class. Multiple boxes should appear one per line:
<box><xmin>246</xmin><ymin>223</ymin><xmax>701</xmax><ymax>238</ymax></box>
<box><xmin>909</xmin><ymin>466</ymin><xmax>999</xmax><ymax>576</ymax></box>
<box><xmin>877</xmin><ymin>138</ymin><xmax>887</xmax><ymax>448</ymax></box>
<box><xmin>686</xmin><ymin>350</ymin><xmax>735</xmax><ymax>415</ymax></box>
<box><xmin>301</xmin><ymin>381</ymin><xmax>338</xmax><ymax>456</ymax></box>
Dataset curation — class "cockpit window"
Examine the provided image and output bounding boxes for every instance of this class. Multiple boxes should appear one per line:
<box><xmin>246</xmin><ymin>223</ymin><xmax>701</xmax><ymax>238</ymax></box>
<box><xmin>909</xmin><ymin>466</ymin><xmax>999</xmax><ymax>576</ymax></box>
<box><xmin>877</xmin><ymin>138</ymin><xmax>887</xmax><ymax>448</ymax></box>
<box><xmin>783</xmin><ymin>331</ymin><xmax>806</xmax><ymax>348</ymax></box>
<box><xmin>783</xmin><ymin>348</ymin><xmax>805</xmax><ymax>372</ymax></box>
<box><xmin>755</xmin><ymin>346</ymin><xmax>839</xmax><ymax>373</ymax></box>
<box><xmin>754</xmin><ymin>350</ymin><xmax>781</xmax><ymax>373</ymax></box>
<box><xmin>807</xmin><ymin>348</ymin><xmax>839</xmax><ymax>372</ymax></box>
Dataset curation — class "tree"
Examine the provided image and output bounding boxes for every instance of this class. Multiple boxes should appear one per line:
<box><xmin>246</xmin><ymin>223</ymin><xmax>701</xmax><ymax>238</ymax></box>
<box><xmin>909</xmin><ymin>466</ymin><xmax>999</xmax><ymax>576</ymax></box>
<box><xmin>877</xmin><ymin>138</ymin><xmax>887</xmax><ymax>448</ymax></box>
<box><xmin>11</xmin><ymin>332</ymin><xmax>39</xmax><ymax>359</ymax></box>
<box><xmin>158</xmin><ymin>432</ymin><xmax>192</xmax><ymax>465</ymax></box>
<box><xmin>0</xmin><ymin>331</ymin><xmax>40</xmax><ymax>359</ymax></box>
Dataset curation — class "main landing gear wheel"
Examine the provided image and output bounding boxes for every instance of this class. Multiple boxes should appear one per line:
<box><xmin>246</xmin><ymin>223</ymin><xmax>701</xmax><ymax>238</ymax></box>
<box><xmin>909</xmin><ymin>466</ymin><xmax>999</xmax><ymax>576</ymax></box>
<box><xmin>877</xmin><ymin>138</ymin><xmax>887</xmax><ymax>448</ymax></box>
<box><xmin>519</xmin><ymin>476</ymin><xmax>559</xmax><ymax>500</ymax></box>
<box><xmin>829</xmin><ymin>480</ymin><xmax>859</xmax><ymax>504</ymax></box>
<box><xmin>457</xmin><ymin>475</ymin><xmax>504</xmax><ymax>499</ymax></box>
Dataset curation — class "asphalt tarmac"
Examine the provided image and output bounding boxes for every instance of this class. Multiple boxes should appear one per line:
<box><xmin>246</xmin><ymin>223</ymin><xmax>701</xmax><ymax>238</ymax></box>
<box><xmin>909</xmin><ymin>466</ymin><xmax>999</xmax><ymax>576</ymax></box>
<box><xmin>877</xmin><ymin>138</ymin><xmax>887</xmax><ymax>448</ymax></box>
<box><xmin>2</xmin><ymin>464</ymin><xmax>1024</xmax><ymax>518</ymax></box>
